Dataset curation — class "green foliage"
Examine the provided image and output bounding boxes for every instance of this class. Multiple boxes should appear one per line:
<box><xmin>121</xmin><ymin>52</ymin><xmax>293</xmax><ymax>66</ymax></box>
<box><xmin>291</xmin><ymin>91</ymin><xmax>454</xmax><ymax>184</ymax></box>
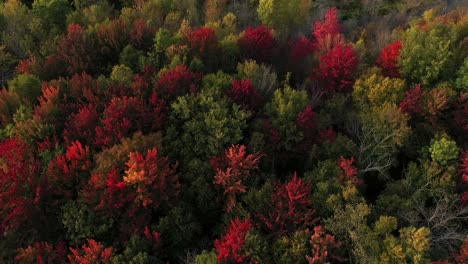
<box><xmin>165</xmin><ymin>71</ymin><xmax>250</xmax><ymax>168</ymax></box>
<box><xmin>257</xmin><ymin>0</ymin><xmax>312</xmax><ymax>34</ymax></box>
<box><xmin>353</xmin><ymin>69</ymin><xmax>406</xmax><ymax>109</ymax></box>
<box><xmin>237</xmin><ymin>59</ymin><xmax>277</xmax><ymax>99</ymax></box>
<box><xmin>61</xmin><ymin>201</ymin><xmax>112</xmax><ymax>246</ymax></box>
<box><xmin>110</xmin><ymin>64</ymin><xmax>134</xmax><ymax>85</ymax></box>
<box><xmin>156</xmin><ymin>204</ymin><xmax>202</xmax><ymax>256</ymax></box>
<box><xmin>271</xmin><ymin>230</ymin><xmax>310</xmax><ymax>264</ymax></box>
<box><xmin>32</xmin><ymin>0</ymin><xmax>71</xmax><ymax>34</ymax></box>
<box><xmin>7</xmin><ymin>74</ymin><xmax>42</xmax><ymax>104</ymax></box>
<box><xmin>195</xmin><ymin>250</ymin><xmax>217</xmax><ymax>264</ymax></box>
<box><xmin>429</xmin><ymin>136</ymin><xmax>459</xmax><ymax>166</ymax></box>
<box><xmin>327</xmin><ymin>202</ymin><xmax>431</xmax><ymax>264</ymax></box>
<box><xmin>399</xmin><ymin>16</ymin><xmax>458</xmax><ymax>85</ymax></box>
<box><xmin>119</xmin><ymin>45</ymin><xmax>145</xmax><ymax>72</ymax></box>
<box><xmin>357</xmin><ymin>103</ymin><xmax>411</xmax><ymax>176</ymax></box>
<box><xmin>455</xmin><ymin>57</ymin><xmax>468</xmax><ymax>92</ymax></box>
<box><xmin>265</xmin><ymin>86</ymin><xmax>309</xmax><ymax>151</ymax></box>
<box><xmin>113</xmin><ymin>235</ymin><xmax>163</xmax><ymax>264</ymax></box>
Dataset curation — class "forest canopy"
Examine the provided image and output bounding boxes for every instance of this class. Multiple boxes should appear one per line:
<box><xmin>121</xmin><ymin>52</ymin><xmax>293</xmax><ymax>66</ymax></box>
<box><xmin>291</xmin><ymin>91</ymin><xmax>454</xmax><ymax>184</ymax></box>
<box><xmin>0</xmin><ymin>0</ymin><xmax>467</xmax><ymax>263</ymax></box>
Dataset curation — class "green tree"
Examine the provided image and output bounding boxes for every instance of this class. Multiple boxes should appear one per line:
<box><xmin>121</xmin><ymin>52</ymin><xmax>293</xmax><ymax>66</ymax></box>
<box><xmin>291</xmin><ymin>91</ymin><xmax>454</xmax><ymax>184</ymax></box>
<box><xmin>257</xmin><ymin>0</ymin><xmax>312</xmax><ymax>35</ymax></box>
<box><xmin>399</xmin><ymin>13</ymin><xmax>458</xmax><ymax>86</ymax></box>
<box><xmin>32</xmin><ymin>0</ymin><xmax>72</xmax><ymax>34</ymax></box>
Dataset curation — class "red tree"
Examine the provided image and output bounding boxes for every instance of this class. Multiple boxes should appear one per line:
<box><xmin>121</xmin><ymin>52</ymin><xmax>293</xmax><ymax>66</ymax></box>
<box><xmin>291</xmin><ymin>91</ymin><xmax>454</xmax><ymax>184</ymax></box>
<box><xmin>16</xmin><ymin>241</ymin><xmax>67</xmax><ymax>264</ymax></box>
<box><xmin>296</xmin><ymin>105</ymin><xmax>317</xmax><ymax>142</ymax></box>
<box><xmin>238</xmin><ymin>25</ymin><xmax>275</xmax><ymax>63</ymax></box>
<box><xmin>63</xmin><ymin>103</ymin><xmax>100</xmax><ymax>146</ymax></box>
<box><xmin>124</xmin><ymin>147</ymin><xmax>180</xmax><ymax>209</ymax></box>
<box><xmin>228</xmin><ymin>79</ymin><xmax>263</xmax><ymax>111</ymax></box>
<box><xmin>130</xmin><ymin>19</ymin><xmax>156</xmax><ymax>50</ymax></box>
<box><xmin>68</xmin><ymin>239</ymin><xmax>114</xmax><ymax>264</ymax></box>
<box><xmin>213</xmin><ymin>145</ymin><xmax>264</xmax><ymax>212</ymax></box>
<box><xmin>459</xmin><ymin>150</ymin><xmax>468</xmax><ymax>204</ymax></box>
<box><xmin>98</xmin><ymin>19</ymin><xmax>129</xmax><ymax>52</ymax></box>
<box><xmin>313</xmin><ymin>43</ymin><xmax>359</xmax><ymax>93</ymax></box>
<box><xmin>289</xmin><ymin>35</ymin><xmax>316</xmax><ymax>63</ymax></box>
<box><xmin>306</xmin><ymin>225</ymin><xmax>343</xmax><ymax>264</ymax></box>
<box><xmin>185</xmin><ymin>27</ymin><xmax>218</xmax><ymax>55</ymax></box>
<box><xmin>338</xmin><ymin>156</ymin><xmax>362</xmax><ymax>185</ymax></box>
<box><xmin>377</xmin><ymin>40</ymin><xmax>402</xmax><ymax>78</ymax></box>
<box><xmin>313</xmin><ymin>7</ymin><xmax>342</xmax><ymax>43</ymax></box>
<box><xmin>261</xmin><ymin>173</ymin><xmax>317</xmax><ymax>235</ymax></box>
<box><xmin>47</xmin><ymin>141</ymin><xmax>92</xmax><ymax>200</ymax></box>
<box><xmin>400</xmin><ymin>84</ymin><xmax>426</xmax><ymax>115</ymax></box>
<box><xmin>58</xmin><ymin>24</ymin><xmax>95</xmax><ymax>74</ymax></box>
<box><xmin>214</xmin><ymin>217</ymin><xmax>253</xmax><ymax>263</ymax></box>
<box><xmin>0</xmin><ymin>138</ymin><xmax>45</xmax><ymax>234</ymax></box>
<box><xmin>156</xmin><ymin>65</ymin><xmax>201</xmax><ymax>100</ymax></box>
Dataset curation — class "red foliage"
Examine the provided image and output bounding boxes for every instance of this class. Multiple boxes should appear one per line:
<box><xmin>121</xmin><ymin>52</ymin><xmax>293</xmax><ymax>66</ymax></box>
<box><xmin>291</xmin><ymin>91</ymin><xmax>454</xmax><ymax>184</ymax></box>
<box><xmin>63</xmin><ymin>103</ymin><xmax>100</xmax><ymax>146</ymax></box>
<box><xmin>68</xmin><ymin>239</ymin><xmax>114</xmax><ymax>264</ymax></box>
<box><xmin>16</xmin><ymin>59</ymin><xmax>32</xmax><ymax>74</ymax></box>
<box><xmin>130</xmin><ymin>19</ymin><xmax>156</xmax><ymax>50</ymax></box>
<box><xmin>16</xmin><ymin>241</ymin><xmax>67</xmax><ymax>264</ymax></box>
<box><xmin>454</xmin><ymin>92</ymin><xmax>468</xmax><ymax>132</ymax></box>
<box><xmin>377</xmin><ymin>40</ymin><xmax>402</xmax><ymax>78</ymax></box>
<box><xmin>338</xmin><ymin>156</ymin><xmax>362</xmax><ymax>185</ymax></box>
<box><xmin>238</xmin><ymin>25</ymin><xmax>275</xmax><ymax>63</ymax></box>
<box><xmin>313</xmin><ymin>43</ymin><xmax>359</xmax><ymax>93</ymax></box>
<box><xmin>47</xmin><ymin>141</ymin><xmax>92</xmax><ymax>200</ymax></box>
<box><xmin>34</xmin><ymin>84</ymin><xmax>61</xmax><ymax>123</ymax></box>
<box><xmin>58</xmin><ymin>24</ymin><xmax>94</xmax><ymax>74</ymax></box>
<box><xmin>313</xmin><ymin>7</ymin><xmax>342</xmax><ymax>43</ymax></box>
<box><xmin>296</xmin><ymin>105</ymin><xmax>317</xmax><ymax>141</ymax></box>
<box><xmin>306</xmin><ymin>225</ymin><xmax>343</xmax><ymax>264</ymax></box>
<box><xmin>94</xmin><ymin>96</ymin><xmax>145</xmax><ymax>147</ymax></box>
<box><xmin>0</xmin><ymin>138</ymin><xmax>44</xmax><ymax>234</ymax></box>
<box><xmin>124</xmin><ymin>147</ymin><xmax>180</xmax><ymax>208</ymax></box>
<box><xmin>98</xmin><ymin>19</ymin><xmax>129</xmax><ymax>52</ymax></box>
<box><xmin>261</xmin><ymin>173</ymin><xmax>317</xmax><ymax>235</ymax></box>
<box><xmin>400</xmin><ymin>84</ymin><xmax>426</xmax><ymax>115</ymax></box>
<box><xmin>214</xmin><ymin>217</ymin><xmax>253</xmax><ymax>263</ymax></box>
<box><xmin>144</xmin><ymin>226</ymin><xmax>162</xmax><ymax>250</ymax></box>
<box><xmin>68</xmin><ymin>72</ymin><xmax>101</xmax><ymax>104</ymax></box>
<box><xmin>213</xmin><ymin>145</ymin><xmax>264</xmax><ymax>212</ymax></box>
<box><xmin>156</xmin><ymin>65</ymin><xmax>200</xmax><ymax>100</ymax></box>
<box><xmin>455</xmin><ymin>236</ymin><xmax>468</xmax><ymax>264</ymax></box>
<box><xmin>289</xmin><ymin>35</ymin><xmax>316</xmax><ymax>63</ymax></box>
<box><xmin>228</xmin><ymin>79</ymin><xmax>263</xmax><ymax>111</ymax></box>
<box><xmin>185</xmin><ymin>27</ymin><xmax>218</xmax><ymax>55</ymax></box>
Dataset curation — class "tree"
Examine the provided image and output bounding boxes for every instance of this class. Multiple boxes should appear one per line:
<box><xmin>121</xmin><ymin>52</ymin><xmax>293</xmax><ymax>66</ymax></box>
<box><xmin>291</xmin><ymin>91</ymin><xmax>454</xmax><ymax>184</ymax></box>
<box><xmin>212</xmin><ymin>144</ymin><xmax>263</xmax><ymax>212</ymax></box>
<box><xmin>238</xmin><ymin>25</ymin><xmax>275</xmax><ymax>64</ymax></box>
<box><xmin>350</xmin><ymin>103</ymin><xmax>411</xmax><ymax>177</ymax></box>
<box><xmin>124</xmin><ymin>147</ymin><xmax>180</xmax><ymax>209</ymax></box>
<box><xmin>261</xmin><ymin>173</ymin><xmax>316</xmax><ymax>235</ymax></box>
<box><xmin>377</xmin><ymin>40</ymin><xmax>402</xmax><ymax>78</ymax></box>
<box><xmin>257</xmin><ymin>0</ymin><xmax>312</xmax><ymax>34</ymax></box>
<box><xmin>228</xmin><ymin>79</ymin><xmax>263</xmax><ymax>111</ymax></box>
<box><xmin>313</xmin><ymin>43</ymin><xmax>359</xmax><ymax>93</ymax></box>
<box><xmin>68</xmin><ymin>239</ymin><xmax>114</xmax><ymax>264</ymax></box>
<box><xmin>306</xmin><ymin>225</ymin><xmax>343</xmax><ymax>264</ymax></box>
<box><xmin>399</xmin><ymin>17</ymin><xmax>457</xmax><ymax>85</ymax></box>
<box><xmin>214</xmin><ymin>217</ymin><xmax>253</xmax><ymax>263</ymax></box>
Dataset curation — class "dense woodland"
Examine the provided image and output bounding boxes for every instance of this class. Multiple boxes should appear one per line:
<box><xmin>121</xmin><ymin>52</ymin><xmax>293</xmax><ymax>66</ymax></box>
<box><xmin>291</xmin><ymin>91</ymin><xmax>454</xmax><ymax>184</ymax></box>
<box><xmin>0</xmin><ymin>0</ymin><xmax>467</xmax><ymax>263</ymax></box>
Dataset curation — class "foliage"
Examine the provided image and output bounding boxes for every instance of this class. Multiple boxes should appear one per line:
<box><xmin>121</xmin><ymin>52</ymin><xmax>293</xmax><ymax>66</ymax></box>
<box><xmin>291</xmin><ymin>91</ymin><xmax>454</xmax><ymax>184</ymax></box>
<box><xmin>238</xmin><ymin>25</ymin><xmax>275</xmax><ymax>64</ymax></box>
<box><xmin>0</xmin><ymin>2</ymin><xmax>465</xmax><ymax>263</ymax></box>
<box><xmin>213</xmin><ymin>144</ymin><xmax>263</xmax><ymax>212</ymax></box>
<box><xmin>214</xmin><ymin>217</ymin><xmax>253</xmax><ymax>263</ymax></box>
<box><xmin>377</xmin><ymin>40</ymin><xmax>402</xmax><ymax>78</ymax></box>
<box><xmin>257</xmin><ymin>0</ymin><xmax>313</xmax><ymax>34</ymax></box>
